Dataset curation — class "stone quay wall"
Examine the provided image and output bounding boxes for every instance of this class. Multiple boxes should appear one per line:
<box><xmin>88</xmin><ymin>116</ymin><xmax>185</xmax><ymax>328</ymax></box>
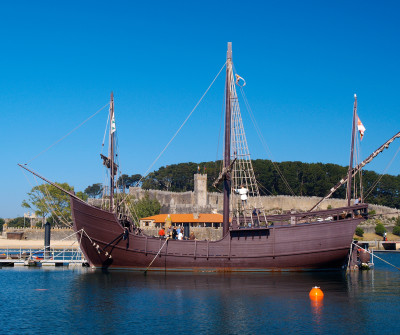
<box><xmin>2</xmin><ymin>228</ymin><xmax>76</xmax><ymax>241</ymax></box>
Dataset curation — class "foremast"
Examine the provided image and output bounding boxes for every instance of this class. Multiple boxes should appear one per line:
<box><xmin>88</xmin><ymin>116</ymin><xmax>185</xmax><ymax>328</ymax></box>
<box><xmin>100</xmin><ymin>92</ymin><xmax>118</xmax><ymax>212</ymax></box>
<box><xmin>110</xmin><ymin>92</ymin><xmax>115</xmax><ymax>211</ymax></box>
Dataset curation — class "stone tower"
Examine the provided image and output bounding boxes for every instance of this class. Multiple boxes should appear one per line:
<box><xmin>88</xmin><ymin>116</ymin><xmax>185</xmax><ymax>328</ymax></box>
<box><xmin>194</xmin><ymin>174</ymin><xmax>207</xmax><ymax>208</ymax></box>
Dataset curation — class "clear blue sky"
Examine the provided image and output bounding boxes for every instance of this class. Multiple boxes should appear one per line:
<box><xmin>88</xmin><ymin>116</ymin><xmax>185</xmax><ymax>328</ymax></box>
<box><xmin>1</xmin><ymin>0</ymin><xmax>399</xmax><ymax>218</ymax></box>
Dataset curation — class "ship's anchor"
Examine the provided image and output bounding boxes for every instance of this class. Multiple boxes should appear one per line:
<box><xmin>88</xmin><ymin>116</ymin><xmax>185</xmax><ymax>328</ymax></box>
<box><xmin>91</xmin><ymin>228</ymin><xmax>129</xmax><ymax>259</ymax></box>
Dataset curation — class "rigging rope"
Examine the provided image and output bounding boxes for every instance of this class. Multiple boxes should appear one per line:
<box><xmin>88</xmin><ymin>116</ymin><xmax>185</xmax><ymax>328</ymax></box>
<box><xmin>34</xmin><ymin>175</ymin><xmax>72</xmax><ymax>227</ymax></box>
<box><xmin>256</xmin><ymin>180</ymin><xmax>274</xmax><ymax>196</ymax></box>
<box><xmin>118</xmin><ymin>62</ymin><xmax>227</xmax><ymax>208</ymax></box>
<box><xmin>215</xmin><ymin>82</ymin><xmax>226</xmax><ymax>171</ymax></box>
<box><xmin>20</xmin><ymin>168</ymin><xmax>72</xmax><ymax>228</ymax></box>
<box><xmin>139</xmin><ymin>61</ymin><xmax>226</xmax><ymax>182</ymax></box>
<box><xmin>25</xmin><ymin>102</ymin><xmax>109</xmax><ymax>164</ymax></box>
<box><xmin>40</xmin><ymin>179</ymin><xmax>72</xmax><ymax>227</ymax></box>
<box><xmin>364</xmin><ymin>143</ymin><xmax>400</xmax><ymax>200</ymax></box>
<box><xmin>102</xmin><ymin>112</ymin><xmax>110</xmax><ymax>153</ymax></box>
<box><xmin>238</xmin><ymin>85</ymin><xmax>296</xmax><ymax>196</ymax></box>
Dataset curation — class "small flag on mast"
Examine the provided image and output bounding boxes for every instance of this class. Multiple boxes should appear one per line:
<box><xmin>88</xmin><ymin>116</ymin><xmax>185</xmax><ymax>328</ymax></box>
<box><xmin>357</xmin><ymin>117</ymin><xmax>366</xmax><ymax>140</ymax></box>
<box><xmin>235</xmin><ymin>74</ymin><xmax>246</xmax><ymax>87</ymax></box>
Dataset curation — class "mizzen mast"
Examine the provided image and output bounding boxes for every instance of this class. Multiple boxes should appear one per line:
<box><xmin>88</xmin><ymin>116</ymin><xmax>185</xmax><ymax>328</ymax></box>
<box><xmin>346</xmin><ymin>94</ymin><xmax>357</xmax><ymax>206</ymax></box>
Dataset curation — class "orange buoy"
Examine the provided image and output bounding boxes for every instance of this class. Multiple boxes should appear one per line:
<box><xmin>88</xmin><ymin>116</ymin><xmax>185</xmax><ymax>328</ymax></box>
<box><xmin>309</xmin><ymin>286</ymin><xmax>324</xmax><ymax>300</ymax></box>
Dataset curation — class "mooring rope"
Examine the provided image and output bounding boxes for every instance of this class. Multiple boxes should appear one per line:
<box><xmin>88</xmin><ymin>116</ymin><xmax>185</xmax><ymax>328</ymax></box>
<box><xmin>237</xmin><ymin>80</ymin><xmax>296</xmax><ymax>197</ymax></box>
<box><xmin>351</xmin><ymin>242</ymin><xmax>400</xmax><ymax>271</ymax></box>
<box><xmin>144</xmin><ymin>237</ymin><xmax>169</xmax><ymax>274</ymax></box>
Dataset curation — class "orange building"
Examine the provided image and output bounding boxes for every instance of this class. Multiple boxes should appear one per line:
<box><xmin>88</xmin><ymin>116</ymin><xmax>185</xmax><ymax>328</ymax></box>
<box><xmin>140</xmin><ymin>213</ymin><xmax>223</xmax><ymax>229</ymax></box>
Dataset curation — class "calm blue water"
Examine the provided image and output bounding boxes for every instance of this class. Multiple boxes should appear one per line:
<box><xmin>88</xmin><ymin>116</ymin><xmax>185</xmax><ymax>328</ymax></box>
<box><xmin>1</xmin><ymin>253</ymin><xmax>399</xmax><ymax>335</ymax></box>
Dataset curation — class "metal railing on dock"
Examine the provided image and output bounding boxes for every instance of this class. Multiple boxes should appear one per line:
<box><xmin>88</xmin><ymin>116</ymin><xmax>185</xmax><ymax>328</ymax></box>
<box><xmin>0</xmin><ymin>247</ymin><xmax>88</xmax><ymax>267</ymax></box>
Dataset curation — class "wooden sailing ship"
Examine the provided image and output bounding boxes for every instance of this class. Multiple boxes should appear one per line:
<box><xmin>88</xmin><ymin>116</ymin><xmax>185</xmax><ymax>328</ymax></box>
<box><xmin>22</xmin><ymin>43</ymin><xmax>371</xmax><ymax>271</ymax></box>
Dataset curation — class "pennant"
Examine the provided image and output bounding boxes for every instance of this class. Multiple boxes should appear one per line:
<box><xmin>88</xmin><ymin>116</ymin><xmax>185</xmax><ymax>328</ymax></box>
<box><xmin>357</xmin><ymin>117</ymin><xmax>366</xmax><ymax>140</ymax></box>
<box><xmin>235</xmin><ymin>74</ymin><xmax>246</xmax><ymax>87</ymax></box>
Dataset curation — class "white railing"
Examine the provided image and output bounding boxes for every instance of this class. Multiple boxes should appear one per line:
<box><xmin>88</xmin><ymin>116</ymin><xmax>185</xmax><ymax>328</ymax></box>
<box><xmin>0</xmin><ymin>247</ymin><xmax>86</xmax><ymax>264</ymax></box>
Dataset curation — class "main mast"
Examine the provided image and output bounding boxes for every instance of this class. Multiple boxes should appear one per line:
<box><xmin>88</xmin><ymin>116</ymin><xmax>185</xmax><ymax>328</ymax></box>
<box><xmin>223</xmin><ymin>42</ymin><xmax>232</xmax><ymax>235</ymax></box>
<box><xmin>346</xmin><ymin>94</ymin><xmax>357</xmax><ymax>206</ymax></box>
<box><xmin>109</xmin><ymin>92</ymin><xmax>115</xmax><ymax>212</ymax></box>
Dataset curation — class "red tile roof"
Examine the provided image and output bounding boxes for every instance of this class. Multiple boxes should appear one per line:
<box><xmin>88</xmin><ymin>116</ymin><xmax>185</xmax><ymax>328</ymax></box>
<box><xmin>141</xmin><ymin>213</ymin><xmax>223</xmax><ymax>223</ymax></box>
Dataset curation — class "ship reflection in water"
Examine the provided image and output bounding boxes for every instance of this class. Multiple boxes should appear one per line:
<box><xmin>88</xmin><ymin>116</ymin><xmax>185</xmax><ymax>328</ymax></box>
<box><xmin>68</xmin><ymin>265</ymin><xmax>399</xmax><ymax>334</ymax></box>
<box><xmin>1</xmin><ymin>261</ymin><xmax>400</xmax><ymax>334</ymax></box>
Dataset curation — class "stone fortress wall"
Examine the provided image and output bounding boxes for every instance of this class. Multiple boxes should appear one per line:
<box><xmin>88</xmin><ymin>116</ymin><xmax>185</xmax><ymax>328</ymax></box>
<box><xmin>129</xmin><ymin>174</ymin><xmax>397</xmax><ymax>217</ymax></box>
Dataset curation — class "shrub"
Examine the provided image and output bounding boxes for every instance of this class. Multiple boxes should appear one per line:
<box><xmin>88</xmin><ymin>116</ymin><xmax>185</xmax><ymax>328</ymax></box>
<box><xmin>355</xmin><ymin>227</ymin><xmax>364</xmax><ymax>237</ymax></box>
<box><xmin>369</xmin><ymin>210</ymin><xmax>376</xmax><ymax>215</ymax></box>
<box><xmin>393</xmin><ymin>226</ymin><xmax>400</xmax><ymax>236</ymax></box>
<box><xmin>375</xmin><ymin>223</ymin><xmax>386</xmax><ymax>236</ymax></box>
<box><xmin>396</xmin><ymin>217</ymin><xmax>400</xmax><ymax>226</ymax></box>
<box><xmin>327</xmin><ymin>205</ymin><xmax>332</xmax><ymax>210</ymax></box>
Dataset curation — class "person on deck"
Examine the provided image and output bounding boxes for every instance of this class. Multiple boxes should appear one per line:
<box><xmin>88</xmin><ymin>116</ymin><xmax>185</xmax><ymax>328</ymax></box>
<box><xmin>167</xmin><ymin>226</ymin><xmax>172</xmax><ymax>238</ymax></box>
<box><xmin>235</xmin><ymin>185</ymin><xmax>248</xmax><ymax>209</ymax></box>
<box><xmin>172</xmin><ymin>226</ymin><xmax>177</xmax><ymax>239</ymax></box>
<box><xmin>354</xmin><ymin>197</ymin><xmax>361</xmax><ymax>216</ymax></box>
<box><xmin>158</xmin><ymin>227</ymin><xmax>165</xmax><ymax>238</ymax></box>
<box><xmin>189</xmin><ymin>232</ymin><xmax>195</xmax><ymax>240</ymax></box>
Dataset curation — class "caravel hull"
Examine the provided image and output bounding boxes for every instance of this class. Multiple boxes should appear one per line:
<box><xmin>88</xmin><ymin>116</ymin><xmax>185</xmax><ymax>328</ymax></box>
<box><xmin>71</xmin><ymin>197</ymin><xmax>363</xmax><ymax>271</ymax></box>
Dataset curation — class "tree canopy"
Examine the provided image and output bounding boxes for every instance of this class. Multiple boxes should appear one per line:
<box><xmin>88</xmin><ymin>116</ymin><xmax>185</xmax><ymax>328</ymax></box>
<box><xmin>84</xmin><ymin>160</ymin><xmax>399</xmax><ymax>209</ymax></box>
<box><xmin>22</xmin><ymin>183</ymin><xmax>88</xmax><ymax>226</ymax></box>
<box><xmin>128</xmin><ymin>192</ymin><xmax>161</xmax><ymax>221</ymax></box>
<box><xmin>117</xmin><ymin>174</ymin><xmax>142</xmax><ymax>190</ymax></box>
<box><xmin>139</xmin><ymin>160</ymin><xmax>400</xmax><ymax>208</ymax></box>
<box><xmin>84</xmin><ymin>183</ymin><xmax>103</xmax><ymax>198</ymax></box>
<box><xmin>7</xmin><ymin>217</ymin><xmax>27</xmax><ymax>228</ymax></box>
